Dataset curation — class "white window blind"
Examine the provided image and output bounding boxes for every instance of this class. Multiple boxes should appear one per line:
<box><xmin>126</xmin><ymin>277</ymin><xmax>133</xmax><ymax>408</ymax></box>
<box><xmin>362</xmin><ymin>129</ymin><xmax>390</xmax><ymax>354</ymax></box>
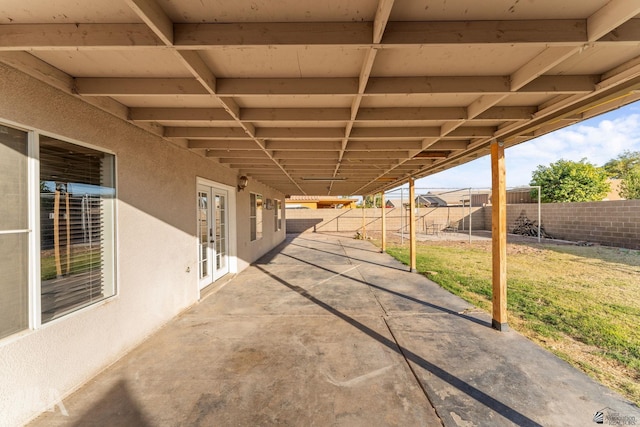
<box><xmin>39</xmin><ymin>137</ymin><xmax>115</xmax><ymax>323</ymax></box>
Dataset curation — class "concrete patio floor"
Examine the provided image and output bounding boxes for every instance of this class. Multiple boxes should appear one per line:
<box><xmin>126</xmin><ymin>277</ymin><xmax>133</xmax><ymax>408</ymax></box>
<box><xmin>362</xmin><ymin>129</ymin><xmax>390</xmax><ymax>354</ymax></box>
<box><xmin>30</xmin><ymin>233</ymin><xmax>640</xmax><ymax>426</ymax></box>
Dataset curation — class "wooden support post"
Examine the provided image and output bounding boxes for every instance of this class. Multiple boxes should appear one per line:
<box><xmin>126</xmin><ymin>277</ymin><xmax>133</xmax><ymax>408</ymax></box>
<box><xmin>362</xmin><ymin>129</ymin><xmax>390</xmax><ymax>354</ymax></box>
<box><xmin>491</xmin><ymin>141</ymin><xmax>508</xmax><ymax>331</ymax></box>
<box><xmin>362</xmin><ymin>196</ymin><xmax>366</xmax><ymax>238</ymax></box>
<box><xmin>380</xmin><ymin>191</ymin><xmax>386</xmax><ymax>253</ymax></box>
<box><xmin>53</xmin><ymin>189</ymin><xmax>62</xmax><ymax>278</ymax></box>
<box><xmin>409</xmin><ymin>178</ymin><xmax>416</xmax><ymax>272</ymax></box>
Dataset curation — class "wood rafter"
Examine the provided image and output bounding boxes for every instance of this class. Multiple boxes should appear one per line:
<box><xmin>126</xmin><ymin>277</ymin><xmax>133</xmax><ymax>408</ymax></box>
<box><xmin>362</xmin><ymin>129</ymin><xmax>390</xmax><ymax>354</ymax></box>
<box><xmin>3</xmin><ymin>20</ymin><xmax>640</xmax><ymax>50</ymax></box>
<box><xmin>1</xmin><ymin>1</ymin><xmax>639</xmax><ymax>197</ymax></box>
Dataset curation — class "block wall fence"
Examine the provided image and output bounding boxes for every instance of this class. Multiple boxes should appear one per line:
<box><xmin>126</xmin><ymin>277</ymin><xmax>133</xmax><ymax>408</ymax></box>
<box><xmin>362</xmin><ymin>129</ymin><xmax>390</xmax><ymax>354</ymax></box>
<box><xmin>287</xmin><ymin>199</ymin><xmax>640</xmax><ymax>250</ymax></box>
<box><xmin>286</xmin><ymin>206</ymin><xmax>486</xmax><ymax>234</ymax></box>
<box><xmin>500</xmin><ymin>200</ymin><xmax>640</xmax><ymax>249</ymax></box>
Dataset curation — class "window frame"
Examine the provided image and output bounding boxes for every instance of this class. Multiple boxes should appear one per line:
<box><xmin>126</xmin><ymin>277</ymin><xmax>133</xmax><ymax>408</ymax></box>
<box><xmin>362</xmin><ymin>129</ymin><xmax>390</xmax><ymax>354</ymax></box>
<box><xmin>250</xmin><ymin>192</ymin><xmax>263</xmax><ymax>241</ymax></box>
<box><xmin>274</xmin><ymin>199</ymin><xmax>281</xmax><ymax>231</ymax></box>
<box><xmin>0</xmin><ymin>119</ymin><xmax>118</xmax><ymax>340</ymax></box>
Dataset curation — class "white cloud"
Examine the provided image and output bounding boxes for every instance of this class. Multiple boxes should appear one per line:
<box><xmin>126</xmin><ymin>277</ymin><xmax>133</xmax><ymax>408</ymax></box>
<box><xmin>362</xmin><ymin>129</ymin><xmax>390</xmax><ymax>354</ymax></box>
<box><xmin>415</xmin><ymin>104</ymin><xmax>640</xmax><ymax>190</ymax></box>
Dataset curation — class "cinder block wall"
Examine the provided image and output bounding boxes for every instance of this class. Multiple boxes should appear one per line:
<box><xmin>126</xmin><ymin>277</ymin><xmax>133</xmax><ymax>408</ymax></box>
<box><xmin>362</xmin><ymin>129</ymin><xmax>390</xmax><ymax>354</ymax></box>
<box><xmin>501</xmin><ymin>200</ymin><xmax>640</xmax><ymax>249</ymax></box>
<box><xmin>290</xmin><ymin>200</ymin><xmax>640</xmax><ymax>250</ymax></box>
<box><xmin>286</xmin><ymin>206</ymin><xmax>486</xmax><ymax>233</ymax></box>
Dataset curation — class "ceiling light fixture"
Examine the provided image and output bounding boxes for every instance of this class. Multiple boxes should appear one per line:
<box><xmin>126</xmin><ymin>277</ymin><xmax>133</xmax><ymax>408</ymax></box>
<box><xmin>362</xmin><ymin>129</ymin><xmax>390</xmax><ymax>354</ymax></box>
<box><xmin>237</xmin><ymin>175</ymin><xmax>249</xmax><ymax>191</ymax></box>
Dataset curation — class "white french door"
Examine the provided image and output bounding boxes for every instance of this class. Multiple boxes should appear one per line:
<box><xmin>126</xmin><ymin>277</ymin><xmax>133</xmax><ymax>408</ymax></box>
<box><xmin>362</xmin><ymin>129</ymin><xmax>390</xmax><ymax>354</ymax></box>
<box><xmin>197</xmin><ymin>184</ymin><xmax>229</xmax><ymax>289</ymax></box>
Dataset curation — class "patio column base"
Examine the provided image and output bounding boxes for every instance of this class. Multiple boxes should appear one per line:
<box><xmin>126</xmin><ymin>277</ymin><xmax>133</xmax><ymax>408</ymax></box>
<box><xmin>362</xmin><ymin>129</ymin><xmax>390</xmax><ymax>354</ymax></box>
<box><xmin>409</xmin><ymin>268</ymin><xmax>416</xmax><ymax>273</ymax></box>
<box><xmin>492</xmin><ymin>320</ymin><xmax>509</xmax><ymax>332</ymax></box>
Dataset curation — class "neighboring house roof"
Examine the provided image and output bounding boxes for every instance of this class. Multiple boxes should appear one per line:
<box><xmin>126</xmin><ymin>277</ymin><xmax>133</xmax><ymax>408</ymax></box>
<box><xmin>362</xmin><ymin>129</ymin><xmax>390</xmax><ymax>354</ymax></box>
<box><xmin>286</xmin><ymin>196</ymin><xmax>357</xmax><ymax>209</ymax></box>
<box><xmin>416</xmin><ymin>194</ymin><xmax>448</xmax><ymax>207</ymax></box>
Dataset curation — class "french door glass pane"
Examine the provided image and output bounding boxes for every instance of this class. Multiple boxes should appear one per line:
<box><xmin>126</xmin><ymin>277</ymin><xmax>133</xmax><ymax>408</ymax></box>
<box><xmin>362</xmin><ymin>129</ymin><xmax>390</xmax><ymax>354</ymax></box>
<box><xmin>215</xmin><ymin>194</ymin><xmax>226</xmax><ymax>271</ymax></box>
<box><xmin>198</xmin><ymin>191</ymin><xmax>208</xmax><ymax>279</ymax></box>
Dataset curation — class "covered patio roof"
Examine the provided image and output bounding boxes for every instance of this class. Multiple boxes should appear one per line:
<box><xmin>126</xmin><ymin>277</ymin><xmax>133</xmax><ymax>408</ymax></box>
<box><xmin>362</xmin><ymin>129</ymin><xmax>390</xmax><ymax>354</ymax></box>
<box><xmin>2</xmin><ymin>0</ymin><xmax>640</xmax><ymax>196</ymax></box>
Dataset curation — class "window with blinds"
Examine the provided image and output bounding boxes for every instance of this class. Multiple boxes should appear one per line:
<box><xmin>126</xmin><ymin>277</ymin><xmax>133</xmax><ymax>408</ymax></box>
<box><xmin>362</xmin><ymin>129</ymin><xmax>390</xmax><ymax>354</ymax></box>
<box><xmin>39</xmin><ymin>136</ymin><xmax>115</xmax><ymax>323</ymax></box>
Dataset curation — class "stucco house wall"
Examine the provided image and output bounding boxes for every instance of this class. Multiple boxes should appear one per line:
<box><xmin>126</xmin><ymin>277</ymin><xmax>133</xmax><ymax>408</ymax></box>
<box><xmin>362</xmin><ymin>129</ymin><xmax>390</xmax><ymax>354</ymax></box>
<box><xmin>0</xmin><ymin>63</ymin><xmax>285</xmax><ymax>426</ymax></box>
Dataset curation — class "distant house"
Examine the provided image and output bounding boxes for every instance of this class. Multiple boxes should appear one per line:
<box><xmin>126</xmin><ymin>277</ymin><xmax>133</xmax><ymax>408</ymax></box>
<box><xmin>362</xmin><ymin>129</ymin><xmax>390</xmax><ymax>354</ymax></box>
<box><xmin>416</xmin><ymin>194</ymin><xmax>448</xmax><ymax>207</ymax></box>
<box><xmin>286</xmin><ymin>196</ymin><xmax>357</xmax><ymax>209</ymax></box>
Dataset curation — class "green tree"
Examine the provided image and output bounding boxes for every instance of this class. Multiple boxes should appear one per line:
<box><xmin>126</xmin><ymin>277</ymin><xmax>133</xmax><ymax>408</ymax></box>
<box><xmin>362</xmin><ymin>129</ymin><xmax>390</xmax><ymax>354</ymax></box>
<box><xmin>603</xmin><ymin>150</ymin><xmax>640</xmax><ymax>179</ymax></box>
<box><xmin>530</xmin><ymin>159</ymin><xmax>610</xmax><ymax>203</ymax></box>
<box><xmin>363</xmin><ymin>194</ymin><xmax>382</xmax><ymax>208</ymax></box>
<box><xmin>603</xmin><ymin>151</ymin><xmax>640</xmax><ymax>199</ymax></box>
<box><xmin>620</xmin><ymin>168</ymin><xmax>640</xmax><ymax>199</ymax></box>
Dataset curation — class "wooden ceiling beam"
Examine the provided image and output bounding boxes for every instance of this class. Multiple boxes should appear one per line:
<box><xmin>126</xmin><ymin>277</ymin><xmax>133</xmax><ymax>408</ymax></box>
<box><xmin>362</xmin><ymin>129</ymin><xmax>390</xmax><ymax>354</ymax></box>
<box><xmin>130</xmin><ymin>105</ymin><xmax>533</xmax><ymax>125</ymax></box>
<box><xmin>187</xmin><ymin>140</ymin><xmax>258</xmax><ymax>150</ymax></box>
<box><xmin>217</xmin><ymin>78</ymin><xmax>358</xmax><ymax>96</ymax></box>
<box><xmin>343</xmin><ymin>151</ymin><xmax>410</xmax><ymax>160</ymax></box>
<box><xmin>475</xmin><ymin>106</ymin><xmax>537</xmax><ymax>121</ymax></box>
<box><xmin>350</xmin><ymin>127</ymin><xmax>438</xmax><ymax>139</ymax></box>
<box><xmin>75</xmin><ymin>75</ymin><xmax>600</xmax><ymax>97</ymax></box>
<box><xmin>256</xmin><ymin>128</ymin><xmax>345</xmax><ymax>140</ymax></box>
<box><xmin>427</xmin><ymin>140</ymin><xmax>469</xmax><ymax>150</ymax></box>
<box><xmin>346</xmin><ymin>141</ymin><xmax>422</xmax><ymax>151</ymax></box>
<box><xmin>174</xmin><ymin>22</ymin><xmax>373</xmax><ymax>47</ymax></box>
<box><xmin>0</xmin><ymin>24</ymin><xmax>163</xmax><ymax>50</ymax></box>
<box><xmin>3</xmin><ymin>20</ymin><xmax>639</xmax><ymax>51</ymax></box>
<box><xmin>75</xmin><ymin>78</ymin><xmax>208</xmax><ymax>95</ymax></box>
<box><xmin>357</xmin><ymin>107</ymin><xmax>466</xmax><ymax>121</ymax></box>
<box><xmin>218</xmin><ymin>158</ymin><xmax>275</xmax><ymax>165</ymax></box>
<box><xmin>205</xmin><ymin>150</ymin><xmax>268</xmax><ymax>158</ymax></box>
<box><xmin>130</xmin><ymin>107</ymin><xmax>232</xmax><ymax>122</ymax></box>
<box><xmin>587</xmin><ymin>0</ymin><xmax>640</xmax><ymax>42</ymax></box>
<box><xmin>175</xmin><ymin>51</ymin><xmax>217</xmax><ymax>94</ymax></box>
<box><xmin>241</xmin><ymin>108</ymin><xmax>350</xmax><ymax>122</ymax></box>
<box><xmin>273</xmin><ymin>151</ymin><xmax>340</xmax><ymax>160</ymax></box>
<box><xmin>164</xmin><ymin>127</ymin><xmax>249</xmax><ymax>139</ymax></box>
<box><xmin>125</xmin><ymin>0</ymin><xmax>174</xmax><ymax>46</ymax></box>
<box><xmin>265</xmin><ymin>141</ymin><xmax>343</xmax><ymax>151</ymax></box>
<box><xmin>373</xmin><ymin>0</ymin><xmax>395</xmax><ymax>44</ymax></box>
<box><xmin>349</xmin><ymin>126</ymin><xmax>494</xmax><ymax>139</ymax></box>
<box><xmin>414</xmin><ymin>151</ymin><xmax>450</xmax><ymax>159</ymax></box>
<box><xmin>229</xmin><ymin>164</ymin><xmax>279</xmax><ymax>169</ymax></box>
<box><xmin>518</xmin><ymin>75</ymin><xmax>598</xmax><ymax>93</ymax></box>
<box><xmin>279</xmin><ymin>158</ymin><xmax>343</xmax><ymax>165</ymax></box>
<box><xmin>382</xmin><ymin>20</ymin><xmax>588</xmax><ymax>45</ymax></box>
<box><xmin>510</xmin><ymin>46</ymin><xmax>581</xmax><ymax>91</ymax></box>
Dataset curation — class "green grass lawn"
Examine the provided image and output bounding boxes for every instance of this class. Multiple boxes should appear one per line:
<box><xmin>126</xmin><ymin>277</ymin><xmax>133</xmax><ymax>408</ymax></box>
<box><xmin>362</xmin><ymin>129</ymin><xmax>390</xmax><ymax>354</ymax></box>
<box><xmin>41</xmin><ymin>248</ymin><xmax>102</xmax><ymax>280</ymax></box>
<box><xmin>381</xmin><ymin>241</ymin><xmax>640</xmax><ymax>405</ymax></box>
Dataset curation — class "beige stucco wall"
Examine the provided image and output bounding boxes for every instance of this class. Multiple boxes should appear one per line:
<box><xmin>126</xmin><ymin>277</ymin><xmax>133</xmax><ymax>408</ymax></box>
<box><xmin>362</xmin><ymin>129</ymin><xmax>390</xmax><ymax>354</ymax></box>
<box><xmin>0</xmin><ymin>63</ymin><xmax>285</xmax><ymax>426</ymax></box>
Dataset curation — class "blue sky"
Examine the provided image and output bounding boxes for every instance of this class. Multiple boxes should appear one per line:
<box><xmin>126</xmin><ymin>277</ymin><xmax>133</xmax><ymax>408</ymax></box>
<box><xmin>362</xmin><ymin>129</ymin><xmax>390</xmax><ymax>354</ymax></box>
<box><xmin>414</xmin><ymin>101</ymin><xmax>640</xmax><ymax>190</ymax></box>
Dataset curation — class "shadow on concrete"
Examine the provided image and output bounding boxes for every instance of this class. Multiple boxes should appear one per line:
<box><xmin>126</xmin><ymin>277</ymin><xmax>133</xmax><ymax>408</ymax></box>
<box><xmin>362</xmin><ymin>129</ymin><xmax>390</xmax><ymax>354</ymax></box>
<box><xmin>285</xmin><ymin>218</ymin><xmax>323</xmax><ymax>234</ymax></box>
<box><xmin>278</xmin><ymin>252</ymin><xmax>490</xmax><ymax>329</ymax></box>
<box><xmin>287</xmin><ymin>241</ymin><xmax>408</xmax><ymax>271</ymax></box>
<box><xmin>70</xmin><ymin>380</ymin><xmax>151</xmax><ymax>427</ymax></box>
<box><xmin>255</xmin><ymin>265</ymin><xmax>543</xmax><ymax>427</ymax></box>
<box><xmin>294</xmin><ymin>234</ymin><xmax>383</xmax><ymax>253</ymax></box>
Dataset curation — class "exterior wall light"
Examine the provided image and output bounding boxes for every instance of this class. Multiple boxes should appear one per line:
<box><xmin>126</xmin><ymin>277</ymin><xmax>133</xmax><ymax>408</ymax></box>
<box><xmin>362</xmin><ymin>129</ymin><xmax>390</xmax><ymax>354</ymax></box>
<box><xmin>238</xmin><ymin>175</ymin><xmax>249</xmax><ymax>191</ymax></box>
